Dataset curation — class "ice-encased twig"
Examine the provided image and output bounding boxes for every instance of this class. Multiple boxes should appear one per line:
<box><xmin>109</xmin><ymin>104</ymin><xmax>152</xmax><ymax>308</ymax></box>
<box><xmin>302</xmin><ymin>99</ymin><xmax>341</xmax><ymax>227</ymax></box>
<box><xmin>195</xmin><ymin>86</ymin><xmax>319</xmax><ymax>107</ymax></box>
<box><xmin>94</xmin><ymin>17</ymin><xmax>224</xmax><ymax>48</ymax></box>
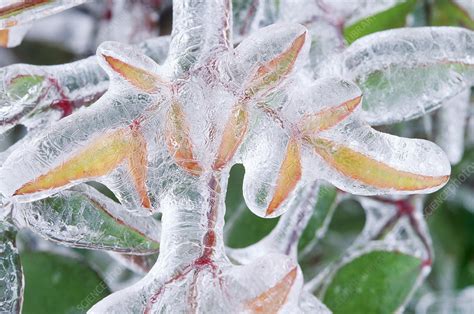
<box><xmin>228</xmin><ymin>182</ymin><xmax>320</xmax><ymax>263</ymax></box>
<box><xmin>166</xmin><ymin>0</ymin><xmax>232</xmax><ymax>77</ymax></box>
<box><xmin>434</xmin><ymin>89</ymin><xmax>471</xmax><ymax>164</ymax></box>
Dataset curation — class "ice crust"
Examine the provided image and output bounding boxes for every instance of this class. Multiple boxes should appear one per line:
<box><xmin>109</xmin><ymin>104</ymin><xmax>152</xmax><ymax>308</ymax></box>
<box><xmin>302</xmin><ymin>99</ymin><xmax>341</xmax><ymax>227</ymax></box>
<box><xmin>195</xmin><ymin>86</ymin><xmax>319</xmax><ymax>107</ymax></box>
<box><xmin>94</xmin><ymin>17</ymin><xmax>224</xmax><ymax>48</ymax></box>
<box><xmin>0</xmin><ymin>0</ymin><xmax>472</xmax><ymax>313</ymax></box>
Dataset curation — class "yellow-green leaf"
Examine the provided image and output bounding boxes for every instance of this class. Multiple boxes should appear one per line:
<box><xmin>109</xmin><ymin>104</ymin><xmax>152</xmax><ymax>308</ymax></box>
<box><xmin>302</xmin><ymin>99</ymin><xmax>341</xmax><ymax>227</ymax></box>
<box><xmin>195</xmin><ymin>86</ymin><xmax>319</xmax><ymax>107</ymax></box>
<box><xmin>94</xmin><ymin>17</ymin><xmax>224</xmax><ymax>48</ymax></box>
<box><xmin>266</xmin><ymin>137</ymin><xmax>302</xmax><ymax>216</ymax></box>
<box><xmin>309</xmin><ymin>137</ymin><xmax>449</xmax><ymax>191</ymax></box>
<box><xmin>213</xmin><ymin>104</ymin><xmax>248</xmax><ymax>171</ymax></box>
<box><xmin>165</xmin><ymin>101</ymin><xmax>203</xmax><ymax>175</ymax></box>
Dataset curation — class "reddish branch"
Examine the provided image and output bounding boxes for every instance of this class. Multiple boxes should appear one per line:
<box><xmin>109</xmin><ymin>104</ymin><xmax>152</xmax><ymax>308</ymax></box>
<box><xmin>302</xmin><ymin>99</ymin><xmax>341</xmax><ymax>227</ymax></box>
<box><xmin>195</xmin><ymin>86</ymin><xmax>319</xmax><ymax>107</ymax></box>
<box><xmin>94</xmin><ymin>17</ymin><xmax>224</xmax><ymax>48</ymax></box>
<box><xmin>373</xmin><ymin>196</ymin><xmax>433</xmax><ymax>266</ymax></box>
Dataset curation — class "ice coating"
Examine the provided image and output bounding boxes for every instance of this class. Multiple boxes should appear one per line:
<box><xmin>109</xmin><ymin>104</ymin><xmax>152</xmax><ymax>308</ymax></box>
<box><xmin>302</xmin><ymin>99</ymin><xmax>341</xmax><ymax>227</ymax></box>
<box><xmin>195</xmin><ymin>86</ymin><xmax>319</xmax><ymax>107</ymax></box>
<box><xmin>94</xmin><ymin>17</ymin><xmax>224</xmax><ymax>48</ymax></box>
<box><xmin>0</xmin><ymin>0</ymin><xmax>469</xmax><ymax>312</ymax></box>
<box><xmin>0</xmin><ymin>0</ymin><xmax>87</xmax><ymax>29</ymax></box>
<box><xmin>229</xmin><ymin>182</ymin><xmax>320</xmax><ymax>263</ymax></box>
<box><xmin>89</xmin><ymin>171</ymin><xmax>303</xmax><ymax>313</ymax></box>
<box><xmin>342</xmin><ymin>27</ymin><xmax>474</xmax><ymax>125</ymax></box>
<box><xmin>434</xmin><ymin>89</ymin><xmax>471</xmax><ymax>164</ymax></box>
<box><xmin>93</xmin><ymin>0</ymin><xmax>160</xmax><ymax>47</ymax></box>
<box><xmin>19</xmin><ymin>184</ymin><xmax>161</xmax><ymax>254</ymax></box>
<box><xmin>0</xmin><ymin>221</ymin><xmax>22</xmax><ymax>313</ymax></box>
<box><xmin>0</xmin><ymin>36</ymin><xmax>170</xmax><ymax>134</ymax></box>
<box><xmin>0</xmin><ymin>0</ymin><xmax>87</xmax><ymax>47</ymax></box>
<box><xmin>304</xmin><ymin>117</ymin><xmax>451</xmax><ymax>195</ymax></box>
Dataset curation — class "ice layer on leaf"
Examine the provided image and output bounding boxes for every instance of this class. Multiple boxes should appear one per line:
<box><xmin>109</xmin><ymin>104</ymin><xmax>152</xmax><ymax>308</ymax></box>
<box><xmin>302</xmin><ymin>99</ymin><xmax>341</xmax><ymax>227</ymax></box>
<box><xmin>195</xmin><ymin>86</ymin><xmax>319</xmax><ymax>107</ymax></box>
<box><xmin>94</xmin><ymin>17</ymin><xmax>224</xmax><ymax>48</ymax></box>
<box><xmin>342</xmin><ymin>27</ymin><xmax>474</xmax><ymax>125</ymax></box>
<box><xmin>0</xmin><ymin>0</ymin><xmax>87</xmax><ymax>29</ymax></box>
<box><xmin>19</xmin><ymin>185</ymin><xmax>160</xmax><ymax>254</ymax></box>
<box><xmin>303</xmin><ymin>118</ymin><xmax>451</xmax><ymax>195</ymax></box>
<box><xmin>230</xmin><ymin>23</ymin><xmax>308</xmax><ymax>93</ymax></box>
<box><xmin>0</xmin><ymin>61</ymin><xmax>167</xmax><ymax>214</ymax></box>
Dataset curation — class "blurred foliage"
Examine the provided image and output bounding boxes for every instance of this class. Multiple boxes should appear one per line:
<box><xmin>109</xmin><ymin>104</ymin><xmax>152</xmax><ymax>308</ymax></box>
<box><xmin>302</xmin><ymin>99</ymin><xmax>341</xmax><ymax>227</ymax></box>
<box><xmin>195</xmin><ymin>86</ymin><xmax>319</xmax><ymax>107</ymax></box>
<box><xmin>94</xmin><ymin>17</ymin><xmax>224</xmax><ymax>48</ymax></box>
<box><xmin>322</xmin><ymin>251</ymin><xmax>422</xmax><ymax>314</ymax></box>
<box><xmin>21</xmin><ymin>251</ymin><xmax>109</xmax><ymax>314</ymax></box>
<box><xmin>343</xmin><ymin>0</ymin><xmax>417</xmax><ymax>43</ymax></box>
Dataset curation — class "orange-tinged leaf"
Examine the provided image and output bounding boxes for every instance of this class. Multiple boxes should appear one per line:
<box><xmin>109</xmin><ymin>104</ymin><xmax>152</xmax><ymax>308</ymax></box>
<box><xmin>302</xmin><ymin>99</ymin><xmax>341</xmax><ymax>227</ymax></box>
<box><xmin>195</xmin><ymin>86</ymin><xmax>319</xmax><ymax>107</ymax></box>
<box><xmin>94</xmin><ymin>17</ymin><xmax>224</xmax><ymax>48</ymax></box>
<box><xmin>0</xmin><ymin>0</ymin><xmax>50</xmax><ymax>19</ymax></box>
<box><xmin>213</xmin><ymin>104</ymin><xmax>248</xmax><ymax>170</ymax></box>
<box><xmin>128</xmin><ymin>124</ymin><xmax>152</xmax><ymax>209</ymax></box>
<box><xmin>0</xmin><ymin>29</ymin><xmax>8</xmax><ymax>47</ymax></box>
<box><xmin>266</xmin><ymin>137</ymin><xmax>302</xmax><ymax>216</ymax></box>
<box><xmin>300</xmin><ymin>96</ymin><xmax>362</xmax><ymax>134</ymax></box>
<box><xmin>165</xmin><ymin>101</ymin><xmax>202</xmax><ymax>175</ymax></box>
<box><xmin>15</xmin><ymin>126</ymin><xmax>152</xmax><ymax>208</ymax></box>
<box><xmin>309</xmin><ymin>137</ymin><xmax>450</xmax><ymax>191</ymax></box>
<box><xmin>247</xmin><ymin>32</ymin><xmax>306</xmax><ymax>96</ymax></box>
<box><xmin>103</xmin><ymin>55</ymin><xmax>161</xmax><ymax>93</ymax></box>
<box><xmin>245</xmin><ymin>267</ymin><xmax>297</xmax><ymax>313</ymax></box>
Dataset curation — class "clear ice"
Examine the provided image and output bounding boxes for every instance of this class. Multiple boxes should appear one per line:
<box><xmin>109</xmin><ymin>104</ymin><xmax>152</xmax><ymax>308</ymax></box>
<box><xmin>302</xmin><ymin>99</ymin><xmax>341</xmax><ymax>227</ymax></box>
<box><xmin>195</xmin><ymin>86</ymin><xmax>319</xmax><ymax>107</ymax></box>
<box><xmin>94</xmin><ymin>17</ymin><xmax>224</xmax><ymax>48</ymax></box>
<box><xmin>0</xmin><ymin>0</ymin><xmax>472</xmax><ymax>313</ymax></box>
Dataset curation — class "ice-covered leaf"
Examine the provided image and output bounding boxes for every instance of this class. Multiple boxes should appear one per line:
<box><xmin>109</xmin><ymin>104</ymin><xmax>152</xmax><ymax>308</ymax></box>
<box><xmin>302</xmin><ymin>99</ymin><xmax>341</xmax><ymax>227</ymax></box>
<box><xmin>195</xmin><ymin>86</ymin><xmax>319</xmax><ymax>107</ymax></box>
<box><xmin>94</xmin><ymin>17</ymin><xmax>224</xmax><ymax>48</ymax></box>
<box><xmin>321</xmin><ymin>251</ymin><xmax>422</xmax><ymax>314</ymax></box>
<box><xmin>21</xmin><ymin>251</ymin><xmax>109</xmax><ymax>314</ymax></box>
<box><xmin>165</xmin><ymin>101</ymin><xmax>203</xmax><ymax>175</ymax></box>
<box><xmin>342</xmin><ymin>27</ymin><xmax>474</xmax><ymax>125</ymax></box>
<box><xmin>304</xmin><ymin>119</ymin><xmax>450</xmax><ymax>195</ymax></box>
<box><xmin>213</xmin><ymin>104</ymin><xmax>248</xmax><ymax>171</ymax></box>
<box><xmin>20</xmin><ymin>185</ymin><xmax>160</xmax><ymax>253</ymax></box>
<box><xmin>0</xmin><ymin>1</ymin><xmax>87</xmax><ymax>29</ymax></box>
<box><xmin>241</xmin><ymin>77</ymin><xmax>360</xmax><ymax>218</ymax></box>
<box><xmin>0</xmin><ymin>221</ymin><xmax>22</xmax><ymax>314</ymax></box>
<box><xmin>14</xmin><ymin>127</ymin><xmax>151</xmax><ymax>208</ymax></box>
<box><xmin>232</xmin><ymin>23</ymin><xmax>308</xmax><ymax>94</ymax></box>
<box><xmin>98</xmin><ymin>41</ymin><xmax>166</xmax><ymax>93</ymax></box>
<box><xmin>266</xmin><ymin>136</ymin><xmax>302</xmax><ymax>216</ymax></box>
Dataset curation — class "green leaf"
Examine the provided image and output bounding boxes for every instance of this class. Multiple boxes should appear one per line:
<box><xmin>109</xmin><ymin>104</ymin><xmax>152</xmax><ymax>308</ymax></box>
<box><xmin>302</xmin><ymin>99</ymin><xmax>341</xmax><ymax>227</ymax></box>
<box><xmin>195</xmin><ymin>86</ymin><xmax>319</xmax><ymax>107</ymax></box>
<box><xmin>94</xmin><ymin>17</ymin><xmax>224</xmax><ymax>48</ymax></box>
<box><xmin>21</xmin><ymin>251</ymin><xmax>110</xmax><ymax>314</ymax></box>
<box><xmin>6</xmin><ymin>75</ymin><xmax>44</xmax><ymax>101</ymax></box>
<box><xmin>22</xmin><ymin>185</ymin><xmax>160</xmax><ymax>254</ymax></box>
<box><xmin>224</xmin><ymin>164</ymin><xmax>279</xmax><ymax>248</ymax></box>
<box><xmin>344</xmin><ymin>0</ymin><xmax>417</xmax><ymax>44</ymax></box>
<box><xmin>322</xmin><ymin>251</ymin><xmax>422</xmax><ymax>314</ymax></box>
<box><xmin>431</xmin><ymin>0</ymin><xmax>474</xmax><ymax>29</ymax></box>
<box><xmin>298</xmin><ymin>185</ymin><xmax>338</xmax><ymax>252</ymax></box>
